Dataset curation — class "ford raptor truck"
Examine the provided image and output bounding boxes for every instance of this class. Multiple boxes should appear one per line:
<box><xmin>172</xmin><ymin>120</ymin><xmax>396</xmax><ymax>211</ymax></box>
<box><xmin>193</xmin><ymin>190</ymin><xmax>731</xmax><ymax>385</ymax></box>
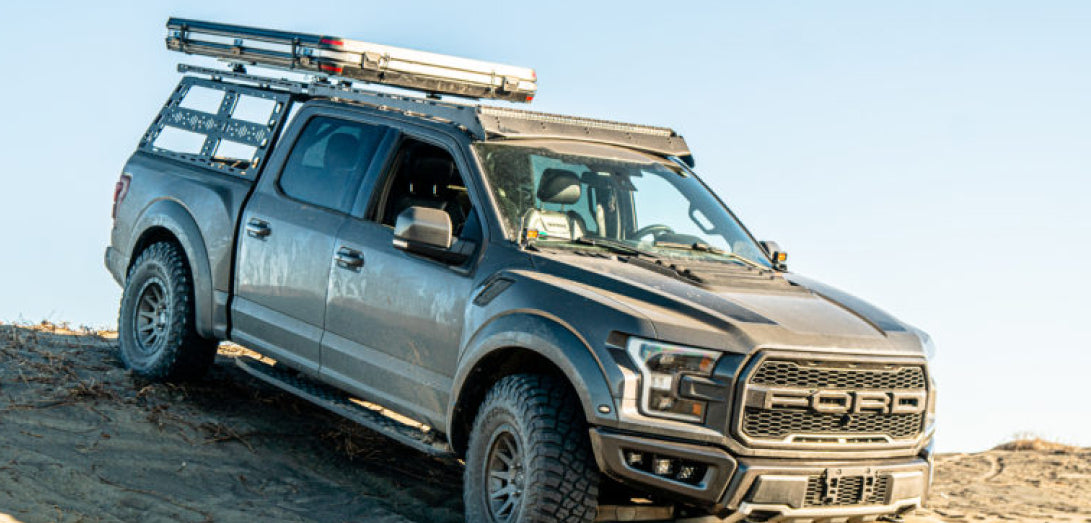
<box><xmin>105</xmin><ymin>18</ymin><xmax>937</xmax><ymax>523</ymax></box>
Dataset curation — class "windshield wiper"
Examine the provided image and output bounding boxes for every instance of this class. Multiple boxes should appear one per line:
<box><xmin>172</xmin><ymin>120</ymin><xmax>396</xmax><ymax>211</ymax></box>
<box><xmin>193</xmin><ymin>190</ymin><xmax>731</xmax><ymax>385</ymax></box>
<box><xmin>653</xmin><ymin>241</ymin><xmax>767</xmax><ymax>270</ymax></box>
<box><xmin>571</xmin><ymin>237</ymin><xmax>659</xmax><ymax>258</ymax></box>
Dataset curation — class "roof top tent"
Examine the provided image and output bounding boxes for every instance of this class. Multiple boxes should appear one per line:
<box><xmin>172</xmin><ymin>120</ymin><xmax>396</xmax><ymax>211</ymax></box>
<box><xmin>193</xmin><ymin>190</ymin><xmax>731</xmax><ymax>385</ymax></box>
<box><xmin>166</xmin><ymin>17</ymin><xmax>537</xmax><ymax>103</ymax></box>
<box><xmin>164</xmin><ymin>18</ymin><xmax>694</xmax><ymax>166</ymax></box>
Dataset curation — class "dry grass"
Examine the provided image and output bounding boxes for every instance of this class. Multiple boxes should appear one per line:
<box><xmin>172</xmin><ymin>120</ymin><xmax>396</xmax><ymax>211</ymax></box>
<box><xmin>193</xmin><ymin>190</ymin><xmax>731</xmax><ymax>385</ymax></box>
<box><xmin>994</xmin><ymin>432</ymin><xmax>1084</xmax><ymax>452</ymax></box>
<box><xmin>994</xmin><ymin>437</ymin><xmax>1083</xmax><ymax>452</ymax></box>
<box><xmin>3</xmin><ymin>319</ymin><xmax>115</xmax><ymax>338</ymax></box>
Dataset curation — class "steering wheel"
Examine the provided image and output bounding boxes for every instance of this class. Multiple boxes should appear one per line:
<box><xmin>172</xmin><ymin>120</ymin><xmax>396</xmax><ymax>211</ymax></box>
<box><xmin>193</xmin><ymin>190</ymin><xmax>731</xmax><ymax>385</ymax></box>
<box><xmin>631</xmin><ymin>224</ymin><xmax>674</xmax><ymax>241</ymax></box>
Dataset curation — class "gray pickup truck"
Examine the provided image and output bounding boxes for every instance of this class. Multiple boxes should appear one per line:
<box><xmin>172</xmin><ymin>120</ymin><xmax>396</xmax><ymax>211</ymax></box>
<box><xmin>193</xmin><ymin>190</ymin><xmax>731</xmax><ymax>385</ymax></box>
<box><xmin>106</xmin><ymin>19</ymin><xmax>936</xmax><ymax>523</ymax></box>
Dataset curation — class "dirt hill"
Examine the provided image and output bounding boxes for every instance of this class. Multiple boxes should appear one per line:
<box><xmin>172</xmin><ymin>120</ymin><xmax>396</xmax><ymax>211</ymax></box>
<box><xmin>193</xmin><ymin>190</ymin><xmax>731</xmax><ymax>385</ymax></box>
<box><xmin>0</xmin><ymin>322</ymin><xmax>1087</xmax><ymax>522</ymax></box>
<box><xmin>909</xmin><ymin>440</ymin><xmax>1091</xmax><ymax>522</ymax></box>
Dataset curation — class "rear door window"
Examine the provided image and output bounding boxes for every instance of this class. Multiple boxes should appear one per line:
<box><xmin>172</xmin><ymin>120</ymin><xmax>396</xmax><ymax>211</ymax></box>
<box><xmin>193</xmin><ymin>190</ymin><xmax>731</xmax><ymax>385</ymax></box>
<box><xmin>278</xmin><ymin>117</ymin><xmax>388</xmax><ymax>212</ymax></box>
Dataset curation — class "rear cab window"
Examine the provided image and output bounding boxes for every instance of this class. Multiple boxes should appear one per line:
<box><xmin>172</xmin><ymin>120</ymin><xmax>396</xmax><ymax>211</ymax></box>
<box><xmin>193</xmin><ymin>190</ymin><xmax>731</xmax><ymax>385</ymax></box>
<box><xmin>277</xmin><ymin>116</ymin><xmax>388</xmax><ymax>213</ymax></box>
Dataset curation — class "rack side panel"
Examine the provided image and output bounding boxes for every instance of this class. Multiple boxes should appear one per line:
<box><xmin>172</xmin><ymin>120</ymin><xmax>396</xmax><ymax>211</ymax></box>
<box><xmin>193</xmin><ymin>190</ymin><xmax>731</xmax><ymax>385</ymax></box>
<box><xmin>139</xmin><ymin>77</ymin><xmax>295</xmax><ymax>178</ymax></box>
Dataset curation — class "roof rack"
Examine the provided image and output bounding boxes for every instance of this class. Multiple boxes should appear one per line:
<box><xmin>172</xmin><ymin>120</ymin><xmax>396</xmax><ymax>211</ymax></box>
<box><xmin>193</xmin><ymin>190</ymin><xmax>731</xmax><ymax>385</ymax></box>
<box><xmin>166</xmin><ymin>18</ymin><xmax>537</xmax><ymax>103</ymax></box>
<box><xmin>178</xmin><ymin>63</ymin><xmax>694</xmax><ymax>164</ymax></box>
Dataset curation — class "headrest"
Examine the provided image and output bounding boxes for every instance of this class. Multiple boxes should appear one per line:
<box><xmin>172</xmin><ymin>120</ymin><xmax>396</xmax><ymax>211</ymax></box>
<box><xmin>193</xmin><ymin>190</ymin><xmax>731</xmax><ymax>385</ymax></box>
<box><xmin>325</xmin><ymin>133</ymin><xmax>360</xmax><ymax>171</ymax></box>
<box><xmin>414</xmin><ymin>157</ymin><xmax>454</xmax><ymax>180</ymax></box>
<box><xmin>408</xmin><ymin>156</ymin><xmax>455</xmax><ymax>196</ymax></box>
<box><xmin>537</xmin><ymin>168</ymin><xmax>581</xmax><ymax>205</ymax></box>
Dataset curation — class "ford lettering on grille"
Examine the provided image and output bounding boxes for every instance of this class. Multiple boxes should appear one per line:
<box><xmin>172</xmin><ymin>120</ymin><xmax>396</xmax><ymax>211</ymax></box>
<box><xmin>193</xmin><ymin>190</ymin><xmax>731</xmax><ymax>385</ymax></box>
<box><xmin>761</xmin><ymin>388</ymin><xmax>926</xmax><ymax>415</ymax></box>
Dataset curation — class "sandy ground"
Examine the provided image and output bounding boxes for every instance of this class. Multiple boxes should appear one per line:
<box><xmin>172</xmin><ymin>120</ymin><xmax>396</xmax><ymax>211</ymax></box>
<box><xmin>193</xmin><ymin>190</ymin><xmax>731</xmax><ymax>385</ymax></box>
<box><xmin>908</xmin><ymin>444</ymin><xmax>1091</xmax><ymax>523</ymax></box>
<box><xmin>0</xmin><ymin>322</ymin><xmax>1087</xmax><ymax>523</ymax></box>
<box><xmin>0</xmin><ymin>323</ymin><xmax>462</xmax><ymax>523</ymax></box>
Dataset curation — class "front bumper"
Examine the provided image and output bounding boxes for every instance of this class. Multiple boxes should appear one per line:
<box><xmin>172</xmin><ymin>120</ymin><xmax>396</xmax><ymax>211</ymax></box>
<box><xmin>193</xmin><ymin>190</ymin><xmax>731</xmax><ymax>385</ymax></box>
<box><xmin>591</xmin><ymin>428</ymin><xmax>929</xmax><ymax>521</ymax></box>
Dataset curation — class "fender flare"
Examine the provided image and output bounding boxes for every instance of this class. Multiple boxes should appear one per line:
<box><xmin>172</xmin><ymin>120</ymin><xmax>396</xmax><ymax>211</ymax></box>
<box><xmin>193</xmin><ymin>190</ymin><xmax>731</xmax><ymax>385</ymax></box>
<box><xmin>447</xmin><ymin>310</ymin><xmax>619</xmax><ymax>442</ymax></box>
<box><xmin>128</xmin><ymin>198</ymin><xmax>215</xmax><ymax>339</ymax></box>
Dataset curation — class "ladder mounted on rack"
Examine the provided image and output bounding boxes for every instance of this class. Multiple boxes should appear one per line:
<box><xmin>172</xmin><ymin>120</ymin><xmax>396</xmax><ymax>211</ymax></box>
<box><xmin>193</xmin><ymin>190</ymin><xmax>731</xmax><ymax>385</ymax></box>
<box><xmin>166</xmin><ymin>18</ymin><xmax>538</xmax><ymax>103</ymax></box>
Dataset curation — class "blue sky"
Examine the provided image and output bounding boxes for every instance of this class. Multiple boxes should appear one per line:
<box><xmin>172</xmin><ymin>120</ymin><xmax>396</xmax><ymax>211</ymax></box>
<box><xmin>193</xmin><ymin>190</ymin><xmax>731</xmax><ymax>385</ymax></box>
<box><xmin>1</xmin><ymin>1</ymin><xmax>1088</xmax><ymax>452</ymax></box>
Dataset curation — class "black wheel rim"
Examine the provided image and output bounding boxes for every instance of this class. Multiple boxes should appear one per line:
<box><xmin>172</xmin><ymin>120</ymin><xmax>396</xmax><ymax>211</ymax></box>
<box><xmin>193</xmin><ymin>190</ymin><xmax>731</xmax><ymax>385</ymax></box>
<box><xmin>485</xmin><ymin>427</ymin><xmax>524</xmax><ymax>522</ymax></box>
<box><xmin>134</xmin><ymin>278</ymin><xmax>170</xmax><ymax>355</ymax></box>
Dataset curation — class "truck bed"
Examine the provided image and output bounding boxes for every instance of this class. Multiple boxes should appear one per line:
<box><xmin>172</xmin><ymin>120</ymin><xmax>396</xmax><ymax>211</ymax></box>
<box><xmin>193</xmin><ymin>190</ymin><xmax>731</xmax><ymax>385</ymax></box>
<box><xmin>106</xmin><ymin>150</ymin><xmax>258</xmax><ymax>339</ymax></box>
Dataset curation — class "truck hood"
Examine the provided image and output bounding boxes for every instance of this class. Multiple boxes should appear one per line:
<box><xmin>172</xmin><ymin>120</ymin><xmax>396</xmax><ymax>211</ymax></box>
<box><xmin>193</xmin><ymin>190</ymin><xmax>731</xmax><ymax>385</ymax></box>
<box><xmin>529</xmin><ymin>251</ymin><xmax>925</xmax><ymax>356</ymax></box>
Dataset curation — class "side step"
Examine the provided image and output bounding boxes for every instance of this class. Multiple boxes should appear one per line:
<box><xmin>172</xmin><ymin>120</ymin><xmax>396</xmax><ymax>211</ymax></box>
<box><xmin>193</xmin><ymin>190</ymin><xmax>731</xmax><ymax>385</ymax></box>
<box><xmin>234</xmin><ymin>356</ymin><xmax>454</xmax><ymax>457</ymax></box>
<box><xmin>594</xmin><ymin>505</ymin><xmax>675</xmax><ymax>522</ymax></box>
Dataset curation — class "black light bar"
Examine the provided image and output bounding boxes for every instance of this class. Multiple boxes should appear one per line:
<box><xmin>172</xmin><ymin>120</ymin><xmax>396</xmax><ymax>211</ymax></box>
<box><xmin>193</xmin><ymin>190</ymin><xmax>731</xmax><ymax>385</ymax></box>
<box><xmin>165</xmin><ymin>18</ymin><xmax>538</xmax><ymax>103</ymax></box>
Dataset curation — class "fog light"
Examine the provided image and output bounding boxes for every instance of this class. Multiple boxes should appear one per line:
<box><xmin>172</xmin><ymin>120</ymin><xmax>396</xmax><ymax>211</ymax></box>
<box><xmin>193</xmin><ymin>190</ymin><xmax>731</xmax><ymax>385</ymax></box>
<box><xmin>626</xmin><ymin>451</ymin><xmax>644</xmax><ymax>467</ymax></box>
<box><xmin>677</xmin><ymin>465</ymin><xmax>696</xmax><ymax>480</ymax></box>
<box><xmin>653</xmin><ymin>458</ymin><xmax>674</xmax><ymax>476</ymax></box>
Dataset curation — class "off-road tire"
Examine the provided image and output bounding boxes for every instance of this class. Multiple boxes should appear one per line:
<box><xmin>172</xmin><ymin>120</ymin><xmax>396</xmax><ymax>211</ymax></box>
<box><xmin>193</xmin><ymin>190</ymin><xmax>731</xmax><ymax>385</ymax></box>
<box><xmin>117</xmin><ymin>242</ymin><xmax>216</xmax><ymax>381</ymax></box>
<box><xmin>464</xmin><ymin>374</ymin><xmax>599</xmax><ymax>523</ymax></box>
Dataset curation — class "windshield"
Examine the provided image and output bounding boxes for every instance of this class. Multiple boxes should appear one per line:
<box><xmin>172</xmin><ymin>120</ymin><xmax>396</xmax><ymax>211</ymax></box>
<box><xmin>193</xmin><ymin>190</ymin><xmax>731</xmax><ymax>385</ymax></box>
<box><xmin>473</xmin><ymin>140</ymin><xmax>771</xmax><ymax>267</ymax></box>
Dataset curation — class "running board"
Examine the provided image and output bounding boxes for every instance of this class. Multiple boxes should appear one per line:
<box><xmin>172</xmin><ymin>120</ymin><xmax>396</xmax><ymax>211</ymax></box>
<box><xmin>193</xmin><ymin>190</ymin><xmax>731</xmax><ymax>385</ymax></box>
<box><xmin>234</xmin><ymin>356</ymin><xmax>454</xmax><ymax>457</ymax></box>
<box><xmin>595</xmin><ymin>505</ymin><xmax>675</xmax><ymax>522</ymax></box>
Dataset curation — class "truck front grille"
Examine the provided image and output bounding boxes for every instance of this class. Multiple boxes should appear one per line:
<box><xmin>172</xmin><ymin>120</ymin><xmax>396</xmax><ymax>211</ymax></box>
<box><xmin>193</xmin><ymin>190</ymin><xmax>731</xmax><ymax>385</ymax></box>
<box><xmin>737</xmin><ymin>355</ymin><xmax>930</xmax><ymax>448</ymax></box>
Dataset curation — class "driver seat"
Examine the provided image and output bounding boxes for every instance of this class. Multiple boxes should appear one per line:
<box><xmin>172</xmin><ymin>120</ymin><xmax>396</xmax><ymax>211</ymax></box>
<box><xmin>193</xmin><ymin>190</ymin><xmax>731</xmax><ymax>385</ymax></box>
<box><xmin>533</xmin><ymin>168</ymin><xmax>586</xmax><ymax>240</ymax></box>
<box><xmin>391</xmin><ymin>155</ymin><xmax>468</xmax><ymax>234</ymax></box>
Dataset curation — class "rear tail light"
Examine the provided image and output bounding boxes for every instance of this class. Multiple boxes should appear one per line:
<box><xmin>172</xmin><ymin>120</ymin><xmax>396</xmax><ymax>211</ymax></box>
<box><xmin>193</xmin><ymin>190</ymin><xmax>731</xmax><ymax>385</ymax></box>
<box><xmin>112</xmin><ymin>173</ymin><xmax>131</xmax><ymax>219</ymax></box>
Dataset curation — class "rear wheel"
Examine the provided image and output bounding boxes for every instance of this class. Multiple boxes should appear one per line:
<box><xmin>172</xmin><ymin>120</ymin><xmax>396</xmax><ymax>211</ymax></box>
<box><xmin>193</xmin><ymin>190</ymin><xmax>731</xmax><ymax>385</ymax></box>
<box><xmin>117</xmin><ymin>242</ymin><xmax>216</xmax><ymax>381</ymax></box>
<box><xmin>464</xmin><ymin>374</ymin><xmax>599</xmax><ymax>523</ymax></box>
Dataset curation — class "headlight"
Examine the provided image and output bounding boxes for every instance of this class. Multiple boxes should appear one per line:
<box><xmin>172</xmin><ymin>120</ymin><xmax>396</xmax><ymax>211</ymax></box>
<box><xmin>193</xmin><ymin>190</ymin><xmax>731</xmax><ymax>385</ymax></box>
<box><xmin>626</xmin><ymin>337</ymin><xmax>721</xmax><ymax>423</ymax></box>
<box><xmin>911</xmin><ymin>328</ymin><xmax>938</xmax><ymax>428</ymax></box>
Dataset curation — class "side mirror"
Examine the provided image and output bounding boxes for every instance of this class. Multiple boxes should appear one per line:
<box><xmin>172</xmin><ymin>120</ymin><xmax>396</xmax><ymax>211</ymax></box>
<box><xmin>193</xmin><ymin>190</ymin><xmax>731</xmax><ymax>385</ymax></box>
<box><xmin>393</xmin><ymin>206</ymin><xmax>473</xmax><ymax>264</ymax></box>
<box><xmin>759</xmin><ymin>241</ymin><xmax>788</xmax><ymax>271</ymax></box>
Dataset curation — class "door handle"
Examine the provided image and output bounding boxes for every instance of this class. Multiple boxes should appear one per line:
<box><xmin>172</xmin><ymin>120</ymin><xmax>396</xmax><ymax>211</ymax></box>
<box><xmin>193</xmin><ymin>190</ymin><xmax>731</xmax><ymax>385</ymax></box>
<box><xmin>335</xmin><ymin>247</ymin><xmax>365</xmax><ymax>269</ymax></box>
<box><xmin>246</xmin><ymin>219</ymin><xmax>271</xmax><ymax>238</ymax></box>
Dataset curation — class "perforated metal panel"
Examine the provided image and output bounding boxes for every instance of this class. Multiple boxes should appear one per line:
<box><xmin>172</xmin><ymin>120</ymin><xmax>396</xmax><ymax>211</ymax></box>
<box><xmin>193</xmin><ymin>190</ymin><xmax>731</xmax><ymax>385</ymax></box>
<box><xmin>139</xmin><ymin>76</ymin><xmax>293</xmax><ymax>177</ymax></box>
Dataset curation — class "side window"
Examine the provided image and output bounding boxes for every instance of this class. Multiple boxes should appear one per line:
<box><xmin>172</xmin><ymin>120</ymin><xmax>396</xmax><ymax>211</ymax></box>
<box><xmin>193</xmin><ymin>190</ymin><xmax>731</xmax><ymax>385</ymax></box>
<box><xmin>375</xmin><ymin>138</ymin><xmax>479</xmax><ymax>241</ymax></box>
<box><xmin>278</xmin><ymin>116</ymin><xmax>387</xmax><ymax>212</ymax></box>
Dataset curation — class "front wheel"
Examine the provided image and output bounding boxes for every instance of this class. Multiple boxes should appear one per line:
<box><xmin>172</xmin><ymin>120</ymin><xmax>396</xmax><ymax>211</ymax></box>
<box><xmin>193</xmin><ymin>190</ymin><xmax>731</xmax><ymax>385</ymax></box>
<box><xmin>117</xmin><ymin>242</ymin><xmax>216</xmax><ymax>381</ymax></box>
<box><xmin>464</xmin><ymin>374</ymin><xmax>599</xmax><ymax>523</ymax></box>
